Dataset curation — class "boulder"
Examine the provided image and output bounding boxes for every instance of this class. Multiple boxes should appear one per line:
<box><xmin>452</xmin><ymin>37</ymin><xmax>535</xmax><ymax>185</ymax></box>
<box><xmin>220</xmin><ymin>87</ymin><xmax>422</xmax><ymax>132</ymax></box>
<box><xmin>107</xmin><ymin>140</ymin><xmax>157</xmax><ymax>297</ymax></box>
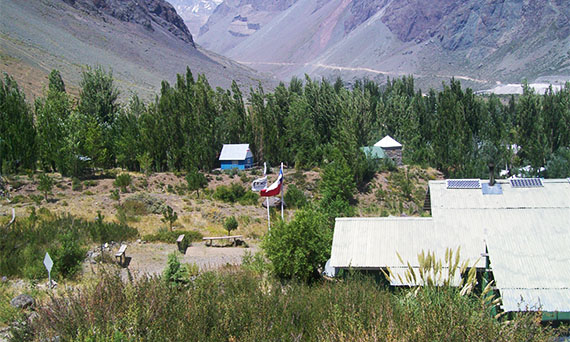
<box><xmin>10</xmin><ymin>294</ymin><xmax>34</xmax><ymax>309</ymax></box>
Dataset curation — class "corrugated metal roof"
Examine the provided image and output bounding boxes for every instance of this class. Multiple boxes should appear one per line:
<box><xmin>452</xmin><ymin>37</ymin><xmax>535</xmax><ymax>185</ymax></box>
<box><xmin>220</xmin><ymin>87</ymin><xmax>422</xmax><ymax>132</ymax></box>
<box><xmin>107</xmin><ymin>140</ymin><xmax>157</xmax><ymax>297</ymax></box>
<box><xmin>374</xmin><ymin>135</ymin><xmax>402</xmax><ymax>148</ymax></box>
<box><xmin>485</xmin><ymin>210</ymin><xmax>570</xmax><ymax>312</ymax></box>
<box><xmin>429</xmin><ymin>179</ymin><xmax>570</xmax><ymax>215</ymax></box>
<box><xmin>330</xmin><ymin>178</ymin><xmax>570</xmax><ymax>311</ymax></box>
<box><xmin>330</xmin><ymin>217</ymin><xmax>484</xmax><ymax>269</ymax></box>
<box><xmin>219</xmin><ymin>144</ymin><xmax>252</xmax><ymax>161</ymax></box>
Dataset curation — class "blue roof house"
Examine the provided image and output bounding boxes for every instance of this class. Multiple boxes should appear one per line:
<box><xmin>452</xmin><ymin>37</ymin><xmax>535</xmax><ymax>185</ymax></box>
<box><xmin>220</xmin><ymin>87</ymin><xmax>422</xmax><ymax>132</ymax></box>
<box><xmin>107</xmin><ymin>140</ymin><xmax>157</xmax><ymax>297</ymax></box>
<box><xmin>219</xmin><ymin>144</ymin><xmax>254</xmax><ymax>170</ymax></box>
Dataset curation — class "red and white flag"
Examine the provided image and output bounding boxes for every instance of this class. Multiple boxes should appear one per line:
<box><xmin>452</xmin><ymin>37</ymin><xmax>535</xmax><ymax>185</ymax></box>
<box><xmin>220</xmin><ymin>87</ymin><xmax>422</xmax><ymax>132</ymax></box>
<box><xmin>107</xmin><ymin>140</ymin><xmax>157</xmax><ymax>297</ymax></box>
<box><xmin>260</xmin><ymin>165</ymin><xmax>283</xmax><ymax>197</ymax></box>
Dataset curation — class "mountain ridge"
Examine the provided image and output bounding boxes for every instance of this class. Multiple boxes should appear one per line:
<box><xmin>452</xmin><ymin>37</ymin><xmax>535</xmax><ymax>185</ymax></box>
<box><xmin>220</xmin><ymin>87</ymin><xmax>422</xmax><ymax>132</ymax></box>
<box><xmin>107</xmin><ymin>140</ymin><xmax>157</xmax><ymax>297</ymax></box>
<box><xmin>0</xmin><ymin>0</ymin><xmax>275</xmax><ymax>101</ymax></box>
<box><xmin>193</xmin><ymin>0</ymin><xmax>570</xmax><ymax>89</ymax></box>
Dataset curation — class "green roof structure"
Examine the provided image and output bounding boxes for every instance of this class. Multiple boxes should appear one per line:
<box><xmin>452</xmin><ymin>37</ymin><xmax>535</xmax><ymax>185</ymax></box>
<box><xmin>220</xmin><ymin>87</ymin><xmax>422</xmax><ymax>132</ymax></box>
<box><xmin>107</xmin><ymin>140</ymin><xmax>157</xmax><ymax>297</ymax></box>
<box><xmin>360</xmin><ymin>146</ymin><xmax>386</xmax><ymax>159</ymax></box>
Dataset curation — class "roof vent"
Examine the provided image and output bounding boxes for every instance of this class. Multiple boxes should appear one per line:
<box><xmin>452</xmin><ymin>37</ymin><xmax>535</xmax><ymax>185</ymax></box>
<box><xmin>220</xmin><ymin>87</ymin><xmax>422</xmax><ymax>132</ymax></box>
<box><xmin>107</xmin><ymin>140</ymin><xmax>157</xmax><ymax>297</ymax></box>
<box><xmin>509</xmin><ymin>178</ymin><xmax>543</xmax><ymax>188</ymax></box>
<box><xmin>446</xmin><ymin>179</ymin><xmax>481</xmax><ymax>189</ymax></box>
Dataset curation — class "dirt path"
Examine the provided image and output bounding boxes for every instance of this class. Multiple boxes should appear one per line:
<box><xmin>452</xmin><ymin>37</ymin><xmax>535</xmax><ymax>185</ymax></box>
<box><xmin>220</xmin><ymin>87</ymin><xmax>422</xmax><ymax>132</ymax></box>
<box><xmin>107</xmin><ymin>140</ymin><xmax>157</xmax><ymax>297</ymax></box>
<box><xmin>116</xmin><ymin>241</ymin><xmax>260</xmax><ymax>279</ymax></box>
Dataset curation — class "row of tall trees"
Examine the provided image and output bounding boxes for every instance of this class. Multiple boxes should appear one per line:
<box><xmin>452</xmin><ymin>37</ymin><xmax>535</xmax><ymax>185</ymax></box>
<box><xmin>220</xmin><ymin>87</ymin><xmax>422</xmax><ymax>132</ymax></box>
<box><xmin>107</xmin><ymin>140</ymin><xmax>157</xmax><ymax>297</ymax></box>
<box><xmin>1</xmin><ymin>67</ymin><xmax>569</xmax><ymax>179</ymax></box>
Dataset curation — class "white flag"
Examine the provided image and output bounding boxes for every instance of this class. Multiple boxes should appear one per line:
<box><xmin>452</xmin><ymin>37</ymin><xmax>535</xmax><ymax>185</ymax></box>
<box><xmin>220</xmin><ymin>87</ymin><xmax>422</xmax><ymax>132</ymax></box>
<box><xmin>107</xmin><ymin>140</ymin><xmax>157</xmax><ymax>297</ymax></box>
<box><xmin>252</xmin><ymin>176</ymin><xmax>267</xmax><ymax>192</ymax></box>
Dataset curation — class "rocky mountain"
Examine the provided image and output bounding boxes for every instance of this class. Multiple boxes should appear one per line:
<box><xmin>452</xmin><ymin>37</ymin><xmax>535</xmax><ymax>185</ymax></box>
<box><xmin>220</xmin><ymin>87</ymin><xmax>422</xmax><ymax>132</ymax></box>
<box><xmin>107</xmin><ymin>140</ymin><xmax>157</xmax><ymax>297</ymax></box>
<box><xmin>197</xmin><ymin>0</ymin><xmax>298</xmax><ymax>53</ymax></box>
<box><xmin>197</xmin><ymin>0</ymin><xmax>570</xmax><ymax>90</ymax></box>
<box><xmin>168</xmin><ymin>0</ymin><xmax>223</xmax><ymax>36</ymax></box>
<box><xmin>0</xmin><ymin>0</ymin><xmax>273</xmax><ymax>101</ymax></box>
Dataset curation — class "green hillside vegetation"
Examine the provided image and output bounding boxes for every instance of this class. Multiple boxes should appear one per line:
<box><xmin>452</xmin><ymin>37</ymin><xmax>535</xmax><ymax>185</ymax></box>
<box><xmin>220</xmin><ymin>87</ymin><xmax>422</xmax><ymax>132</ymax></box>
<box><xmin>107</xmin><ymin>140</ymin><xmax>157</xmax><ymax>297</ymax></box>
<box><xmin>10</xmin><ymin>269</ymin><xmax>559</xmax><ymax>341</ymax></box>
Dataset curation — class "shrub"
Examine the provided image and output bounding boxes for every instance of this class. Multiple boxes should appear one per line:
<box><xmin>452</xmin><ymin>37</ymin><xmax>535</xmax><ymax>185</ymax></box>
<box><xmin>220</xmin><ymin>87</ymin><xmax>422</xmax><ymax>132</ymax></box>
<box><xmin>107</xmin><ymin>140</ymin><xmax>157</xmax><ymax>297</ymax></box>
<box><xmin>71</xmin><ymin>177</ymin><xmax>82</xmax><ymax>191</ymax></box>
<box><xmin>161</xmin><ymin>206</ymin><xmax>178</xmax><ymax>231</ymax></box>
<box><xmin>238</xmin><ymin>191</ymin><xmax>258</xmax><ymax>206</ymax></box>
<box><xmin>125</xmin><ymin>193</ymin><xmax>166</xmax><ymax>214</ymax></box>
<box><xmin>263</xmin><ymin>207</ymin><xmax>331</xmax><ymax>282</ymax></box>
<box><xmin>223</xmin><ymin>216</ymin><xmax>238</xmax><ymax>236</ymax></box>
<box><xmin>163</xmin><ymin>252</ymin><xmax>189</xmax><ymax>284</ymax></box>
<box><xmin>284</xmin><ymin>184</ymin><xmax>307</xmax><ymax>208</ymax></box>
<box><xmin>213</xmin><ymin>183</ymin><xmax>245</xmax><ymax>203</ymax></box>
<box><xmin>29</xmin><ymin>194</ymin><xmax>43</xmax><ymax>205</ymax></box>
<box><xmin>186</xmin><ymin>168</ymin><xmax>207</xmax><ymax>194</ymax></box>
<box><xmin>113</xmin><ymin>173</ymin><xmax>132</xmax><ymax>192</ymax></box>
<box><xmin>49</xmin><ymin>232</ymin><xmax>86</xmax><ymax>279</ymax></box>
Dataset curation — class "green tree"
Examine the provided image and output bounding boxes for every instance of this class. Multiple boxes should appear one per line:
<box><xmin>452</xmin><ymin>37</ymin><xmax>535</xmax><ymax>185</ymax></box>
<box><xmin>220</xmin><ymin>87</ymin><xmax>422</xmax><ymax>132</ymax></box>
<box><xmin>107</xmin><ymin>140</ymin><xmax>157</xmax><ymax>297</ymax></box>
<box><xmin>162</xmin><ymin>206</ymin><xmax>178</xmax><ymax>231</ymax></box>
<box><xmin>113</xmin><ymin>173</ymin><xmax>132</xmax><ymax>193</ymax></box>
<box><xmin>186</xmin><ymin>168</ymin><xmax>207</xmax><ymax>195</ymax></box>
<box><xmin>163</xmin><ymin>252</ymin><xmax>189</xmax><ymax>284</ymax></box>
<box><xmin>319</xmin><ymin>149</ymin><xmax>355</xmax><ymax>203</ymax></box>
<box><xmin>0</xmin><ymin>74</ymin><xmax>36</xmax><ymax>173</ymax></box>
<box><xmin>77</xmin><ymin>66</ymin><xmax>119</xmax><ymax>169</ymax></box>
<box><xmin>263</xmin><ymin>207</ymin><xmax>331</xmax><ymax>282</ymax></box>
<box><xmin>223</xmin><ymin>216</ymin><xmax>238</xmax><ymax>236</ymax></box>
<box><xmin>35</xmin><ymin>70</ymin><xmax>71</xmax><ymax>173</ymax></box>
<box><xmin>37</xmin><ymin>174</ymin><xmax>54</xmax><ymax>202</ymax></box>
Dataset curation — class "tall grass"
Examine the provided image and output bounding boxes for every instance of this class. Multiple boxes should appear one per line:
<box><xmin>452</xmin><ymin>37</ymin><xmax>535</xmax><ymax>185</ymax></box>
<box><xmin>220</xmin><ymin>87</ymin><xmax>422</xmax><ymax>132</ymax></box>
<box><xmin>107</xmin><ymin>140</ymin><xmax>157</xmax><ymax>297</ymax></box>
<box><xmin>0</xmin><ymin>211</ymin><xmax>138</xmax><ymax>279</ymax></box>
<box><xmin>23</xmin><ymin>270</ymin><xmax>559</xmax><ymax>342</ymax></box>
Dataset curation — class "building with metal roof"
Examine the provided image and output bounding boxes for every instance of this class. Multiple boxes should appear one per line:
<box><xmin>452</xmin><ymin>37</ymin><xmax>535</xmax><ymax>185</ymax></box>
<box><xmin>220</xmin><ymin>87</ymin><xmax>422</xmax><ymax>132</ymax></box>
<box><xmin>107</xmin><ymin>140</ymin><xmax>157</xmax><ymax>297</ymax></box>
<box><xmin>330</xmin><ymin>178</ymin><xmax>570</xmax><ymax>316</ymax></box>
<box><xmin>362</xmin><ymin>135</ymin><xmax>403</xmax><ymax>165</ymax></box>
<box><xmin>374</xmin><ymin>135</ymin><xmax>402</xmax><ymax>149</ymax></box>
<box><xmin>219</xmin><ymin>144</ymin><xmax>253</xmax><ymax>170</ymax></box>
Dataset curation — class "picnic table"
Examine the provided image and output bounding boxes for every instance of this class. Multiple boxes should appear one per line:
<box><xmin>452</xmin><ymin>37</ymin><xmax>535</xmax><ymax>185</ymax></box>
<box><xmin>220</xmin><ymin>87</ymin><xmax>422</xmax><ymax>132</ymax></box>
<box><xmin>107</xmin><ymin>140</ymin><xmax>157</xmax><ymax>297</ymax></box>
<box><xmin>202</xmin><ymin>235</ymin><xmax>244</xmax><ymax>247</ymax></box>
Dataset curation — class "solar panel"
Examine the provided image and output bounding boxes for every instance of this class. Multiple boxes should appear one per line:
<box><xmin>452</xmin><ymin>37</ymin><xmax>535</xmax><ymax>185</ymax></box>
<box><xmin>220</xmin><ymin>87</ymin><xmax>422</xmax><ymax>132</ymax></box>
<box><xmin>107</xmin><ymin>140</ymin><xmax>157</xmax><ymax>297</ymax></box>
<box><xmin>446</xmin><ymin>179</ymin><xmax>481</xmax><ymax>189</ymax></box>
<box><xmin>509</xmin><ymin>178</ymin><xmax>543</xmax><ymax>188</ymax></box>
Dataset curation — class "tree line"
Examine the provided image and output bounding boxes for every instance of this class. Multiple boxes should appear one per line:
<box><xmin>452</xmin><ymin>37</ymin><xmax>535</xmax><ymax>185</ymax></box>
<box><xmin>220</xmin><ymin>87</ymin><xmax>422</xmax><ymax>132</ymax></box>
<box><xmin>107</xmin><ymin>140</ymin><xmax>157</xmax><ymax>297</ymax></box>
<box><xmin>1</xmin><ymin>66</ymin><xmax>569</xmax><ymax>179</ymax></box>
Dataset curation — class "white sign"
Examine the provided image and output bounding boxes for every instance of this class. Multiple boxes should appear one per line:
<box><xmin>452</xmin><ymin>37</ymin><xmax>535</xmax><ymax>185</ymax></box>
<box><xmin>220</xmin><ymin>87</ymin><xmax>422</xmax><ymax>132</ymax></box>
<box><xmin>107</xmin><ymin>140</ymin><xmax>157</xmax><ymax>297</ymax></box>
<box><xmin>43</xmin><ymin>252</ymin><xmax>53</xmax><ymax>272</ymax></box>
<box><xmin>251</xmin><ymin>176</ymin><xmax>267</xmax><ymax>192</ymax></box>
<box><xmin>44</xmin><ymin>252</ymin><xmax>54</xmax><ymax>289</ymax></box>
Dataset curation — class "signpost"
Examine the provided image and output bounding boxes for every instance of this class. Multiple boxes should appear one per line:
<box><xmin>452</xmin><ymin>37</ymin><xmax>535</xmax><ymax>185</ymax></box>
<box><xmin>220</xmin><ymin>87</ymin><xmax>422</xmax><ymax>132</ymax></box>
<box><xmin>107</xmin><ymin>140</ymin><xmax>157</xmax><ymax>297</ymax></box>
<box><xmin>43</xmin><ymin>252</ymin><xmax>53</xmax><ymax>289</ymax></box>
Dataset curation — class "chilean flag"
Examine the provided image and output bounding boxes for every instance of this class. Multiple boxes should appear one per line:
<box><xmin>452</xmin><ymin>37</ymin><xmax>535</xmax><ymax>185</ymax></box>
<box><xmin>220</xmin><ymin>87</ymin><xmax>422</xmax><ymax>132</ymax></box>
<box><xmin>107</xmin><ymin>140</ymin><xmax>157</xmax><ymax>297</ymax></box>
<box><xmin>260</xmin><ymin>165</ymin><xmax>283</xmax><ymax>197</ymax></box>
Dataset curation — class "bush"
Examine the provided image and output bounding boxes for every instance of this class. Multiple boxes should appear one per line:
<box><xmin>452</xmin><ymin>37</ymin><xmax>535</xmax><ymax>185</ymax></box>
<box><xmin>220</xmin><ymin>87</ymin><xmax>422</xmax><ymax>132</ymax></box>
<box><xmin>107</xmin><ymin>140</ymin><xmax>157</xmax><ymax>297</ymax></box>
<box><xmin>113</xmin><ymin>173</ymin><xmax>132</xmax><ymax>192</ymax></box>
<box><xmin>49</xmin><ymin>232</ymin><xmax>86</xmax><ymax>279</ymax></box>
<box><xmin>37</xmin><ymin>174</ymin><xmax>54</xmax><ymax>201</ymax></box>
<box><xmin>213</xmin><ymin>183</ymin><xmax>245</xmax><ymax>203</ymax></box>
<box><xmin>263</xmin><ymin>207</ymin><xmax>331</xmax><ymax>282</ymax></box>
<box><xmin>238</xmin><ymin>191</ymin><xmax>259</xmax><ymax>205</ymax></box>
<box><xmin>186</xmin><ymin>168</ymin><xmax>208</xmax><ymax>194</ymax></box>
<box><xmin>284</xmin><ymin>184</ymin><xmax>307</xmax><ymax>208</ymax></box>
<box><xmin>163</xmin><ymin>252</ymin><xmax>189</xmax><ymax>284</ymax></box>
<box><xmin>223</xmin><ymin>216</ymin><xmax>238</xmax><ymax>235</ymax></box>
<box><xmin>124</xmin><ymin>192</ymin><xmax>166</xmax><ymax>214</ymax></box>
<box><xmin>71</xmin><ymin>177</ymin><xmax>82</xmax><ymax>191</ymax></box>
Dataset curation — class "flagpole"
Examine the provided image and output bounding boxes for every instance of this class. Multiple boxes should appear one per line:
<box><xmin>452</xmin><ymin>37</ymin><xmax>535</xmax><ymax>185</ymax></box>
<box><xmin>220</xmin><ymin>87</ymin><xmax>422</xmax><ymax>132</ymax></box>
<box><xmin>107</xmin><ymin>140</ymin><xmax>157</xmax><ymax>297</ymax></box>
<box><xmin>281</xmin><ymin>162</ymin><xmax>284</xmax><ymax>220</ymax></box>
<box><xmin>267</xmin><ymin>197</ymin><xmax>271</xmax><ymax>230</ymax></box>
<box><xmin>265</xmin><ymin>162</ymin><xmax>270</xmax><ymax>230</ymax></box>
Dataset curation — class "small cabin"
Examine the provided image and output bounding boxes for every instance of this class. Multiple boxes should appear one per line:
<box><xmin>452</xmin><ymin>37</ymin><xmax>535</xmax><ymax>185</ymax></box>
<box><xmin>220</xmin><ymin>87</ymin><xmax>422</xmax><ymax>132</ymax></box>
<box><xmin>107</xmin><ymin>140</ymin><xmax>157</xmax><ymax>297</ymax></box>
<box><xmin>373</xmin><ymin>135</ymin><xmax>402</xmax><ymax>165</ymax></box>
<box><xmin>219</xmin><ymin>144</ymin><xmax>253</xmax><ymax>170</ymax></box>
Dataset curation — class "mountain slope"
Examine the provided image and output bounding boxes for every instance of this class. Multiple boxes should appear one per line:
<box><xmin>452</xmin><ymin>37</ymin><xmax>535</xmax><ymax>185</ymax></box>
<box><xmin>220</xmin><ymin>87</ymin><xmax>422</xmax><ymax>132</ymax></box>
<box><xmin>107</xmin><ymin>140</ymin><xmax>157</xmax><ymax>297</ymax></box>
<box><xmin>168</xmin><ymin>0</ymin><xmax>223</xmax><ymax>37</ymax></box>
<box><xmin>197</xmin><ymin>0</ymin><xmax>297</xmax><ymax>53</ymax></box>
<box><xmin>202</xmin><ymin>0</ymin><xmax>570</xmax><ymax>89</ymax></box>
<box><xmin>0</xmin><ymin>0</ymin><xmax>273</xmax><ymax>101</ymax></box>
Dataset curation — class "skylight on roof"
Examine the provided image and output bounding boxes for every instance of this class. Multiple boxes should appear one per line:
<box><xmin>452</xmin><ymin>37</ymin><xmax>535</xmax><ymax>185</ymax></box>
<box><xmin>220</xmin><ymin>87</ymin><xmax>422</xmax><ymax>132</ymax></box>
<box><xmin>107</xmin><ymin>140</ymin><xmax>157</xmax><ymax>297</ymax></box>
<box><xmin>446</xmin><ymin>179</ymin><xmax>481</xmax><ymax>189</ymax></box>
<box><xmin>509</xmin><ymin>178</ymin><xmax>543</xmax><ymax>188</ymax></box>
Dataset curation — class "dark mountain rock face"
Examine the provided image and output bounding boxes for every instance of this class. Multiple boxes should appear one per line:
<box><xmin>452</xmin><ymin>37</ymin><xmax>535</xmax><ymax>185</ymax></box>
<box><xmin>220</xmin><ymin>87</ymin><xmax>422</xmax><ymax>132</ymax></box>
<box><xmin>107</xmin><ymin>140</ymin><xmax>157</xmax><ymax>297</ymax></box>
<box><xmin>68</xmin><ymin>0</ymin><xmax>195</xmax><ymax>46</ymax></box>
<box><xmin>381</xmin><ymin>0</ymin><xmax>570</xmax><ymax>52</ymax></box>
